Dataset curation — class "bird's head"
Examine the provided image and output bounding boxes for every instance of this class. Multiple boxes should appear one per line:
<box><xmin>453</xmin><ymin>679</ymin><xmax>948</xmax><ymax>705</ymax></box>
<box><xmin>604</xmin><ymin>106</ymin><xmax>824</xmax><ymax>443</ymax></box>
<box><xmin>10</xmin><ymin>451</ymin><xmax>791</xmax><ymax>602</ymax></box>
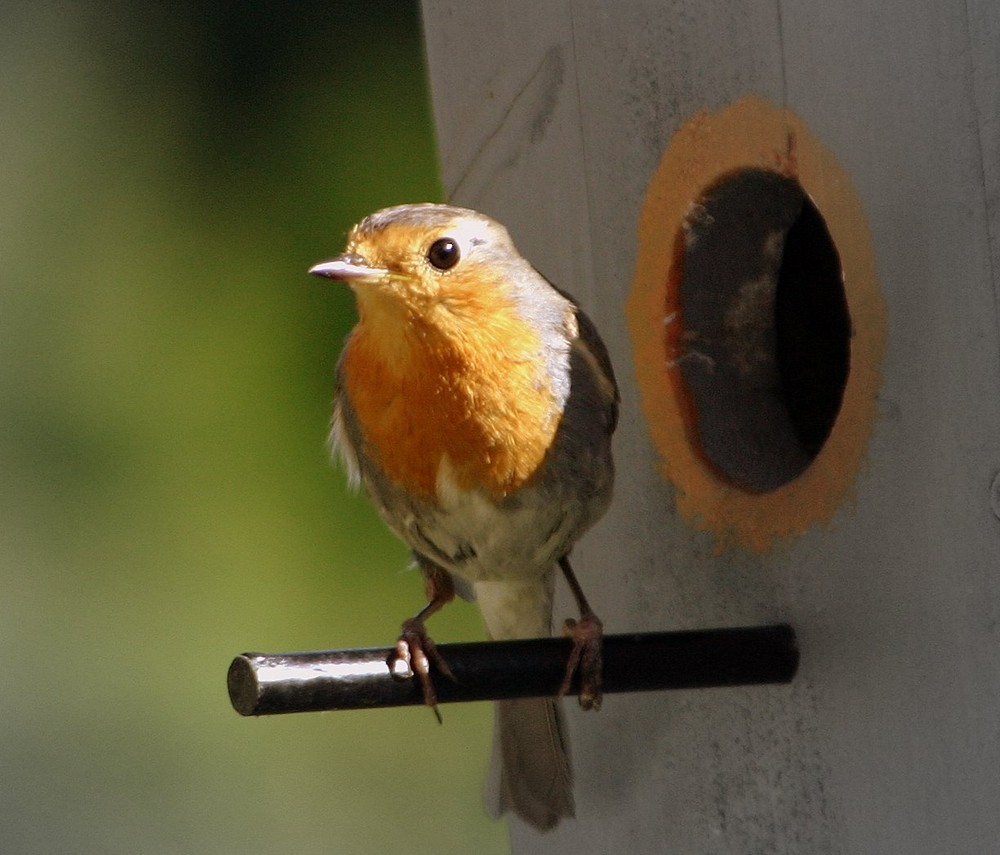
<box><xmin>309</xmin><ymin>203</ymin><xmax>537</xmax><ymax>335</ymax></box>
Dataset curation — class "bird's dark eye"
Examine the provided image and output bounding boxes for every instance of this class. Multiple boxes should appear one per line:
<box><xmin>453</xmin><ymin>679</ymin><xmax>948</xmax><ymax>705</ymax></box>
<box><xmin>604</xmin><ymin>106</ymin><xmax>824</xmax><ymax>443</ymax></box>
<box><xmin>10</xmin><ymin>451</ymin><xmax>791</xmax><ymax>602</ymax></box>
<box><xmin>427</xmin><ymin>237</ymin><xmax>460</xmax><ymax>271</ymax></box>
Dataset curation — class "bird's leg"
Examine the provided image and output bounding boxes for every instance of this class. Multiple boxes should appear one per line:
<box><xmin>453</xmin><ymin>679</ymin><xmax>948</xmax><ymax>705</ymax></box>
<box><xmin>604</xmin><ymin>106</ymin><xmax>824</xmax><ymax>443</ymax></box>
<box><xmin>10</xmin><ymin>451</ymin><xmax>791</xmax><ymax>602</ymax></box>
<box><xmin>389</xmin><ymin>560</ymin><xmax>456</xmax><ymax>721</ymax></box>
<box><xmin>557</xmin><ymin>555</ymin><xmax>604</xmax><ymax>711</ymax></box>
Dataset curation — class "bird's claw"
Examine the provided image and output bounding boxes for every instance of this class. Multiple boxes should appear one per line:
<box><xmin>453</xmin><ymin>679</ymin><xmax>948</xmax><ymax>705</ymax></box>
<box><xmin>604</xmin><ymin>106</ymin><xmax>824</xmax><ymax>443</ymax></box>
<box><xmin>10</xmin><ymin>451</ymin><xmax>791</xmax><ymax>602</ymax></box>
<box><xmin>559</xmin><ymin>611</ymin><xmax>604</xmax><ymax>711</ymax></box>
<box><xmin>389</xmin><ymin>617</ymin><xmax>455</xmax><ymax>722</ymax></box>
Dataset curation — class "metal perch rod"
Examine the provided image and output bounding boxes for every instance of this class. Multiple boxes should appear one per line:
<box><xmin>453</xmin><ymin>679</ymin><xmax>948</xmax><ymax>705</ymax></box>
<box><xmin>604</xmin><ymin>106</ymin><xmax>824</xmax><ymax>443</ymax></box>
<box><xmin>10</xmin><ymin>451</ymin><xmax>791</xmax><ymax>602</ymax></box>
<box><xmin>228</xmin><ymin>624</ymin><xmax>798</xmax><ymax>716</ymax></box>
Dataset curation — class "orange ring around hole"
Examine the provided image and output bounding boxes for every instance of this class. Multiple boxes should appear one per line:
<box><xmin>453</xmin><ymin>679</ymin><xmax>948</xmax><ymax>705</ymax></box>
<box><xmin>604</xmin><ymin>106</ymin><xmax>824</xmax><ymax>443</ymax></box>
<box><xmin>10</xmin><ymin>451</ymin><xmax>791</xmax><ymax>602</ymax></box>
<box><xmin>626</xmin><ymin>96</ymin><xmax>886</xmax><ymax>552</ymax></box>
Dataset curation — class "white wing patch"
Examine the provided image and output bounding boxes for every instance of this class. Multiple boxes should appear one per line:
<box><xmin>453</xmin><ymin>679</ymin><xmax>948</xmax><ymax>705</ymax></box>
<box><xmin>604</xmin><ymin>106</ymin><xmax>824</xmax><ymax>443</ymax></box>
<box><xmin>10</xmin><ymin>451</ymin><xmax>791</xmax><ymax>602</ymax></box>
<box><xmin>329</xmin><ymin>400</ymin><xmax>362</xmax><ymax>489</ymax></box>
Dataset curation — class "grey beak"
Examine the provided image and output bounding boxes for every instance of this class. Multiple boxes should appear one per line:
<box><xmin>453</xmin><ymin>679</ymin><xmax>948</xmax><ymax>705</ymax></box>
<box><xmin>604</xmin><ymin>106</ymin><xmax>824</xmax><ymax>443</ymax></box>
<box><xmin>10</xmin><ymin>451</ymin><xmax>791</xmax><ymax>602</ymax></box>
<box><xmin>308</xmin><ymin>255</ymin><xmax>389</xmax><ymax>283</ymax></box>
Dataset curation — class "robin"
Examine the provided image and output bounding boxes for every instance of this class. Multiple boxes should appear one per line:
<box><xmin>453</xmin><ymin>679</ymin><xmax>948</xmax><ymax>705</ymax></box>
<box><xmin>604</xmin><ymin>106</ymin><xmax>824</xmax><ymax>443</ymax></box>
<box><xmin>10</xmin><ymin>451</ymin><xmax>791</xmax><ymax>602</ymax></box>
<box><xmin>310</xmin><ymin>203</ymin><xmax>618</xmax><ymax>830</ymax></box>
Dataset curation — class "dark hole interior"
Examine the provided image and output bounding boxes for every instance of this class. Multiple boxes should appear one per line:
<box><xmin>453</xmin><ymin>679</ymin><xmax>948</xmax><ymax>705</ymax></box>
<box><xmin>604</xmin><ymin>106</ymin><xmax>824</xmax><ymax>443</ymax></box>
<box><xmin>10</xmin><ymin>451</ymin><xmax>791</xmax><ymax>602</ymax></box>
<box><xmin>774</xmin><ymin>197</ymin><xmax>852</xmax><ymax>457</ymax></box>
<box><xmin>674</xmin><ymin>168</ymin><xmax>851</xmax><ymax>492</ymax></box>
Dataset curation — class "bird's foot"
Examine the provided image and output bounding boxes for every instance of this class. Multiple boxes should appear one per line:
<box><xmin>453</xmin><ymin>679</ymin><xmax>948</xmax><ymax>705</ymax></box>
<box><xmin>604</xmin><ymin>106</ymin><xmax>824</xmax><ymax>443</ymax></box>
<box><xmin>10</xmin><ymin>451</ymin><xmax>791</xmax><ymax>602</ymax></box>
<box><xmin>389</xmin><ymin>617</ymin><xmax>455</xmax><ymax>722</ymax></box>
<box><xmin>559</xmin><ymin>610</ymin><xmax>604</xmax><ymax>711</ymax></box>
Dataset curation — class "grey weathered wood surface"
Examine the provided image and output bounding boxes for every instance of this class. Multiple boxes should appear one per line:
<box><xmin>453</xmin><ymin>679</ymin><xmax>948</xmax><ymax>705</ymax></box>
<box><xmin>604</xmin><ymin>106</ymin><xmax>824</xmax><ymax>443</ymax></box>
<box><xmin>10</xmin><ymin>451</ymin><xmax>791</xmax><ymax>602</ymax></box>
<box><xmin>421</xmin><ymin>2</ymin><xmax>1000</xmax><ymax>852</ymax></box>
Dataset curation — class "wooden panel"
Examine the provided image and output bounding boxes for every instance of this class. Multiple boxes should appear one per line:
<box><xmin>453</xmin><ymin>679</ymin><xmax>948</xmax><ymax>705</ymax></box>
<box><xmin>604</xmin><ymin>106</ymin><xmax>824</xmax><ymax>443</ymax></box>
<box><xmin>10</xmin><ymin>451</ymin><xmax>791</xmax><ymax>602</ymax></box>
<box><xmin>422</xmin><ymin>1</ymin><xmax>1000</xmax><ymax>851</ymax></box>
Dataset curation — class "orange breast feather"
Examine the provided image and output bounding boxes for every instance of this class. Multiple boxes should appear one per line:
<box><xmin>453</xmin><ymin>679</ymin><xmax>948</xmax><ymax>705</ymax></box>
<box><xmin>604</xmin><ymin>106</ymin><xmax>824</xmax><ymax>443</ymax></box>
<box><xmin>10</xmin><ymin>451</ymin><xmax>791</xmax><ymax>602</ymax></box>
<box><xmin>342</xmin><ymin>301</ymin><xmax>560</xmax><ymax>502</ymax></box>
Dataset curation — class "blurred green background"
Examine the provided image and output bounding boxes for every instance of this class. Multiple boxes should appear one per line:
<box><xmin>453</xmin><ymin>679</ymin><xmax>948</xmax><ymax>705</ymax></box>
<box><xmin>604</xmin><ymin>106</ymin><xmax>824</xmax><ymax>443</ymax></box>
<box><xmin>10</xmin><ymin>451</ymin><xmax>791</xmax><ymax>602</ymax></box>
<box><xmin>1</xmin><ymin>2</ymin><xmax>507</xmax><ymax>852</ymax></box>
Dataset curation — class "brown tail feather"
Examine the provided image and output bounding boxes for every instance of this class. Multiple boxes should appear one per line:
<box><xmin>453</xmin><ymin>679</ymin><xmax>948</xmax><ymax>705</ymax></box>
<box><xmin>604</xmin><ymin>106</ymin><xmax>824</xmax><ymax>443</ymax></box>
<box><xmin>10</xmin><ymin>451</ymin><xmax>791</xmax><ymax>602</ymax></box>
<box><xmin>485</xmin><ymin>696</ymin><xmax>574</xmax><ymax>831</ymax></box>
